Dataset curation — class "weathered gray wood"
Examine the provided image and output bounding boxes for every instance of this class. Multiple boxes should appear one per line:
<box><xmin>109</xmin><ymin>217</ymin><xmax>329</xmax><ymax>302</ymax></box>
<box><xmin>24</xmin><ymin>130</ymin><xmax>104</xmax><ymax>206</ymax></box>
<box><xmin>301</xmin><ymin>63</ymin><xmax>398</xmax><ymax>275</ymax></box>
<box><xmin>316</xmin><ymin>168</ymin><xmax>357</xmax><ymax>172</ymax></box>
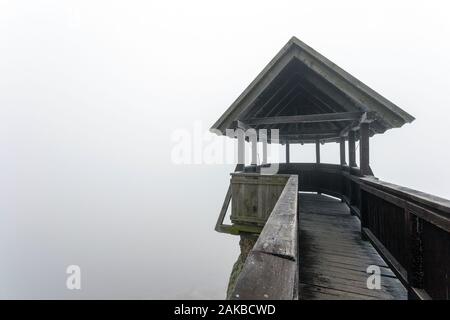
<box><xmin>298</xmin><ymin>193</ymin><xmax>407</xmax><ymax>300</ymax></box>
<box><xmin>231</xmin><ymin>251</ymin><xmax>297</xmax><ymax>300</ymax></box>
<box><xmin>361</xmin><ymin>176</ymin><xmax>450</xmax><ymax>216</ymax></box>
<box><xmin>285</xmin><ymin>143</ymin><xmax>290</xmax><ymax>163</ymax></box>
<box><xmin>215</xmin><ymin>184</ymin><xmax>232</xmax><ymax>233</ymax></box>
<box><xmin>231</xmin><ymin>163</ymin><xmax>450</xmax><ymax>300</ymax></box>
<box><xmin>245</xmin><ymin>112</ymin><xmax>363</xmax><ymax>125</ymax></box>
<box><xmin>231</xmin><ymin>119</ymin><xmax>250</xmax><ymax>131</ymax></box>
<box><xmin>261</xmin><ymin>134</ymin><xmax>268</xmax><ymax>165</ymax></box>
<box><xmin>236</xmin><ymin>129</ymin><xmax>245</xmax><ymax>169</ymax></box>
<box><xmin>340</xmin><ymin>136</ymin><xmax>346</xmax><ymax>165</ymax></box>
<box><xmin>280</xmin><ymin>131</ymin><xmax>341</xmax><ymax>139</ymax></box>
<box><xmin>362</xmin><ymin>228</ymin><xmax>408</xmax><ymax>286</ymax></box>
<box><xmin>315</xmin><ymin>140</ymin><xmax>320</xmax><ymax>164</ymax></box>
<box><xmin>348</xmin><ymin>130</ymin><xmax>357</xmax><ymax>167</ymax></box>
<box><xmin>212</xmin><ymin>37</ymin><xmax>415</xmax><ymax>136</ymax></box>
<box><xmin>407</xmin><ymin>214</ymin><xmax>424</xmax><ymax>300</ymax></box>
<box><xmin>359</xmin><ymin>179</ymin><xmax>450</xmax><ymax>232</ymax></box>
<box><xmin>252</xmin><ymin>175</ymin><xmax>298</xmax><ymax>259</ymax></box>
<box><xmin>251</xmin><ymin>139</ymin><xmax>257</xmax><ymax>165</ymax></box>
<box><xmin>230</xmin><ymin>173</ymin><xmax>289</xmax><ymax>227</ymax></box>
<box><xmin>359</xmin><ymin>123</ymin><xmax>370</xmax><ymax>175</ymax></box>
<box><xmin>216</xmin><ymin>170</ymin><xmax>264</xmax><ymax>235</ymax></box>
<box><xmin>232</xmin><ymin>175</ymin><xmax>299</xmax><ymax>300</ymax></box>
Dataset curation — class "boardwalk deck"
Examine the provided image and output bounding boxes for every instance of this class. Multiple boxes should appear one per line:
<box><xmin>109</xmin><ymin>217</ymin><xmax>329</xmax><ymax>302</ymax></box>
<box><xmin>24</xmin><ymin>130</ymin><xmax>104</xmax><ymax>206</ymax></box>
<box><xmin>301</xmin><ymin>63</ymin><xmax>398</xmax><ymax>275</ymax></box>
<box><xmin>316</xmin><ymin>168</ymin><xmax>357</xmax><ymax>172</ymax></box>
<box><xmin>298</xmin><ymin>193</ymin><xmax>407</xmax><ymax>300</ymax></box>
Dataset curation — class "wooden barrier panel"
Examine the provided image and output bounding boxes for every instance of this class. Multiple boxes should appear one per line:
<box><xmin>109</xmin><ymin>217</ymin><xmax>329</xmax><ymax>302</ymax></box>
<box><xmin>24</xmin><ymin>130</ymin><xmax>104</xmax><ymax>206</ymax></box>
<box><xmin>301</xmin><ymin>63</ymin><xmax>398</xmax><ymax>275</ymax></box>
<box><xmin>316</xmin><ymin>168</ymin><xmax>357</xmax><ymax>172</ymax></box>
<box><xmin>230</xmin><ymin>173</ymin><xmax>290</xmax><ymax>227</ymax></box>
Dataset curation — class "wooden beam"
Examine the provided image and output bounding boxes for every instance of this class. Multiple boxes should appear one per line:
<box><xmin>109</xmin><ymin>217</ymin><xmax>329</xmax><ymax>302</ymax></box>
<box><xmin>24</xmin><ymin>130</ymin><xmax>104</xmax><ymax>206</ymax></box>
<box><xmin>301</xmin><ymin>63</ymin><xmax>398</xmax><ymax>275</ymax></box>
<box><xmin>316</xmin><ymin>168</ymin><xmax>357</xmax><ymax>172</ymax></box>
<box><xmin>251</xmin><ymin>140</ymin><xmax>257</xmax><ymax>165</ymax></box>
<box><xmin>339</xmin><ymin>120</ymin><xmax>358</xmax><ymax>137</ymax></box>
<box><xmin>339</xmin><ymin>112</ymin><xmax>377</xmax><ymax>137</ymax></box>
<box><xmin>250</xmin><ymin>74</ymin><xmax>299</xmax><ymax>118</ymax></box>
<box><xmin>262</xmin><ymin>84</ymin><xmax>301</xmax><ymax>118</ymax></box>
<box><xmin>360</xmin><ymin>123</ymin><xmax>370</xmax><ymax>175</ymax></box>
<box><xmin>315</xmin><ymin>140</ymin><xmax>320</xmax><ymax>164</ymax></box>
<box><xmin>340</xmin><ymin>136</ymin><xmax>346</xmax><ymax>165</ymax></box>
<box><xmin>301</xmin><ymin>71</ymin><xmax>360</xmax><ymax>112</ymax></box>
<box><xmin>280</xmin><ymin>131</ymin><xmax>340</xmax><ymax>139</ymax></box>
<box><xmin>262</xmin><ymin>141</ymin><xmax>267</xmax><ymax>164</ymax></box>
<box><xmin>214</xmin><ymin>184</ymin><xmax>232</xmax><ymax>233</ymax></box>
<box><xmin>348</xmin><ymin>130</ymin><xmax>357</xmax><ymax>167</ymax></box>
<box><xmin>286</xmin><ymin>143</ymin><xmax>290</xmax><ymax>163</ymax></box>
<box><xmin>236</xmin><ymin>129</ymin><xmax>245</xmax><ymax>169</ymax></box>
<box><xmin>279</xmin><ymin>132</ymin><xmax>340</xmax><ymax>144</ymax></box>
<box><xmin>245</xmin><ymin>112</ymin><xmax>363</xmax><ymax>126</ymax></box>
<box><xmin>361</xmin><ymin>111</ymin><xmax>377</xmax><ymax>123</ymax></box>
<box><xmin>231</xmin><ymin>120</ymin><xmax>250</xmax><ymax>131</ymax></box>
<box><xmin>259</xmin><ymin>129</ymin><xmax>268</xmax><ymax>165</ymax></box>
<box><xmin>297</xmin><ymin>82</ymin><xmax>342</xmax><ymax>114</ymax></box>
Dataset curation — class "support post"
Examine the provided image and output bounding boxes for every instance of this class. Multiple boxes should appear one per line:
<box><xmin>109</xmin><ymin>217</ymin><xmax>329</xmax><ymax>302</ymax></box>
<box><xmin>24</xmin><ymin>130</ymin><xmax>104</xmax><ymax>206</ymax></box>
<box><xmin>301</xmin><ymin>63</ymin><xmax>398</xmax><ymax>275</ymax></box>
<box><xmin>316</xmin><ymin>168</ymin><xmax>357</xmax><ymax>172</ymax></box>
<box><xmin>260</xmin><ymin>129</ymin><xmax>268</xmax><ymax>165</ymax></box>
<box><xmin>359</xmin><ymin>123</ymin><xmax>370</xmax><ymax>175</ymax></box>
<box><xmin>236</xmin><ymin>129</ymin><xmax>245</xmax><ymax>171</ymax></box>
<box><xmin>348</xmin><ymin>130</ymin><xmax>357</xmax><ymax>167</ymax></box>
<box><xmin>315</xmin><ymin>140</ymin><xmax>320</xmax><ymax>164</ymax></box>
<box><xmin>339</xmin><ymin>136</ymin><xmax>346</xmax><ymax>166</ymax></box>
<box><xmin>285</xmin><ymin>143</ymin><xmax>290</xmax><ymax>164</ymax></box>
<box><xmin>408</xmin><ymin>214</ymin><xmax>424</xmax><ymax>300</ymax></box>
<box><xmin>262</xmin><ymin>141</ymin><xmax>267</xmax><ymax>165</ymax></box>
<box><xmin>251</xmin><ymin>139</ymin><xmax>257</xmax><ymax>165</ymax></box>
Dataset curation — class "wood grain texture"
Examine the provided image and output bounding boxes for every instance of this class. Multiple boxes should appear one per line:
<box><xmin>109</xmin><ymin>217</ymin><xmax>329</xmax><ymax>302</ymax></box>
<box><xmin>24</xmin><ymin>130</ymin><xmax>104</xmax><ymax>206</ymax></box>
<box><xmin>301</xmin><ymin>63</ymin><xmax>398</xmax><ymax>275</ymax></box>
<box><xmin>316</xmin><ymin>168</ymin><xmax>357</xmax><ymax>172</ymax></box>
<box><xmin>231</xmin><ymin>251</ymin><xmax>297</xmax><ymax>300</ymax></box>
<box><xmin>253</xmin><ymin>175</ymin><xmax>298</xmax><ymax>259</ymax></box>
<box><xmin>231</xmin><ymin>175</ymin><xmax>299</xmax><ymax>300</ymax></box>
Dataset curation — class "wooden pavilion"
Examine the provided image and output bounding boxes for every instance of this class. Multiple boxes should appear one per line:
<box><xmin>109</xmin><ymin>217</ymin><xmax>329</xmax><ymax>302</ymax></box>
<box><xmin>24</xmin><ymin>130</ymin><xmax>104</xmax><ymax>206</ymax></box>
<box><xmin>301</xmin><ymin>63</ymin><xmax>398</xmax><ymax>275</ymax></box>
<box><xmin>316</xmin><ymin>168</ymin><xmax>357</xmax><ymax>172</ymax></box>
<box><xmin>212</xmin><ymin>37</ymin><xmax>449</xmax><ymax>300</ymax></box>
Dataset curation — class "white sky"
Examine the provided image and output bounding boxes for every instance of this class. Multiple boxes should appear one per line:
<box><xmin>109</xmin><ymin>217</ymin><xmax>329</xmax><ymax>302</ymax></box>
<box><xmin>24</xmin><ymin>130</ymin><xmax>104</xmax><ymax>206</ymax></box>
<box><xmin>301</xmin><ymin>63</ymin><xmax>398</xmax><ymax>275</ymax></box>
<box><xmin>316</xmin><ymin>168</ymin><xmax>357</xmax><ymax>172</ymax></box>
<box><xmin>0</xmin><ymin>0</ymin><xmax>449</xmax><ymax>298</ymax></box>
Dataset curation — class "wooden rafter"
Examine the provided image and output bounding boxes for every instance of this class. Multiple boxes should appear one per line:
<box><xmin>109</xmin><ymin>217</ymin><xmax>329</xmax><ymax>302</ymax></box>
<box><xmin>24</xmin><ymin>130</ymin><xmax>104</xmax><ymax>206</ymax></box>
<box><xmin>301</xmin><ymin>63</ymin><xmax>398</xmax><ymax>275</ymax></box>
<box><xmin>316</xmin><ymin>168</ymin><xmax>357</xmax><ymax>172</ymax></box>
<box><xmin>245</xmin><ymin>111</ymin><xmax>363</xmax><ymax>126</ymax></box>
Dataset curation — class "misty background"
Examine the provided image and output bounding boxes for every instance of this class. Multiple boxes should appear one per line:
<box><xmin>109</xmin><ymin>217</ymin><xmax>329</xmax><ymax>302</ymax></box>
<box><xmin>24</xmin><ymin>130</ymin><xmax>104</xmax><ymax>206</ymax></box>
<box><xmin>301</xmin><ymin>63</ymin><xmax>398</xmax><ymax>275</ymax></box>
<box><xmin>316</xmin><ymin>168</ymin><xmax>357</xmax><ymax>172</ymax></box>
<box><xmin>0</xmin><ymin>0</ymin><xmax>449</xmax><ymax>299</ymax></box>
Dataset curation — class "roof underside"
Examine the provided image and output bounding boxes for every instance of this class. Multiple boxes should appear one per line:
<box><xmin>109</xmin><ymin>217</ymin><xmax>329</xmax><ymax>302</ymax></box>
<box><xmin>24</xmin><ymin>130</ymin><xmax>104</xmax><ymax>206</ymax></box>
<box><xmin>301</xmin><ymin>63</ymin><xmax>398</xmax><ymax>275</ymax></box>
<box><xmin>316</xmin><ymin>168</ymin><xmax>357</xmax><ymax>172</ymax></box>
<box><xmin>211</xmin><ymin>37</ymin><xmax>415</xmax><ymax>144</ymax></box>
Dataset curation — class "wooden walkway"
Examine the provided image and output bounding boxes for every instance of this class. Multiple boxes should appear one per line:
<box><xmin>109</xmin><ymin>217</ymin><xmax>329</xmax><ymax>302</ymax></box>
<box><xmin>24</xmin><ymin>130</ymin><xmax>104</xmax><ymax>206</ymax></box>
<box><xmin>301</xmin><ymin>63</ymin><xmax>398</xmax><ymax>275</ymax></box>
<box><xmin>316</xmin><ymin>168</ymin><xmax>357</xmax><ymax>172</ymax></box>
<box><xmin>298</xmin><ymin>193</ymin><xmax>407</xmax><ymax>300</ymax></box>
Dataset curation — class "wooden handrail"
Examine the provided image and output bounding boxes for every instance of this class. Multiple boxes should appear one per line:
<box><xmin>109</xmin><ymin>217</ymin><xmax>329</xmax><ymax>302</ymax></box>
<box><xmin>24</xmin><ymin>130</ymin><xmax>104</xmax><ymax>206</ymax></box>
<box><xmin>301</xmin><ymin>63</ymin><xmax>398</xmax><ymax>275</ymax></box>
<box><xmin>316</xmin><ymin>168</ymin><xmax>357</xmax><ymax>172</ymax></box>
<box><xmin>231</xmin><ymin>175</ymin><xmax>299</xmax><ymax>300</ymax></box>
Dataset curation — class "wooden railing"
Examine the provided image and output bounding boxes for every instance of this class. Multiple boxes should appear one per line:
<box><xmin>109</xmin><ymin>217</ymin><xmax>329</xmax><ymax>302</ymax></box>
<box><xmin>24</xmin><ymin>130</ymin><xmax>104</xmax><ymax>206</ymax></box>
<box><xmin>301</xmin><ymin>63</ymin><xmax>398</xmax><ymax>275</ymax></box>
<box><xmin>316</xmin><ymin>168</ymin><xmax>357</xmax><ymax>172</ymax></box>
<box><xmin>358</xmin><ymin>178</ymin><xmax>450</xmax><ymax>300</ymax></box>
<box><xmin>230</xmin><ymin>175</ymin><xmax>299</xmax><ymax>300</ymax></box>
<box><xmin>242</xmin><ymin>163</ymin><xmax>450</xmax><ymax>300</ymax></box>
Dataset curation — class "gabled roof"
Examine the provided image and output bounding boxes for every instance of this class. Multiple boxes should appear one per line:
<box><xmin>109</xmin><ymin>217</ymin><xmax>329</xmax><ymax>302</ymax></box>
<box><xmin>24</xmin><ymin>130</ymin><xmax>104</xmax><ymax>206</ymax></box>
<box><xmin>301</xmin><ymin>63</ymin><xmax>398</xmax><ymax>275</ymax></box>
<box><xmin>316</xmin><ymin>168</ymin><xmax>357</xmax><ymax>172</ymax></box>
<box><xmin>211</xmin><ymin>37</ymin><xmax>414</xmax><ymax>144</ymax></box>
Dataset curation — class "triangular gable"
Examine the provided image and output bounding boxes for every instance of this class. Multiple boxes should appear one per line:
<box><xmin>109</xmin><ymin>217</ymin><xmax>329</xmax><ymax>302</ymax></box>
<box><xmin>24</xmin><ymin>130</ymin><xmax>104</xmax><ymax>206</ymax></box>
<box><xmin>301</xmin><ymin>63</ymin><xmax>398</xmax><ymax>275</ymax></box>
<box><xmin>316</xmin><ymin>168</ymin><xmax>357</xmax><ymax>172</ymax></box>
<box><xmin>211</xmin><ymin>37</ymin><xmax>414</xmax><ymax>143</ymax></box>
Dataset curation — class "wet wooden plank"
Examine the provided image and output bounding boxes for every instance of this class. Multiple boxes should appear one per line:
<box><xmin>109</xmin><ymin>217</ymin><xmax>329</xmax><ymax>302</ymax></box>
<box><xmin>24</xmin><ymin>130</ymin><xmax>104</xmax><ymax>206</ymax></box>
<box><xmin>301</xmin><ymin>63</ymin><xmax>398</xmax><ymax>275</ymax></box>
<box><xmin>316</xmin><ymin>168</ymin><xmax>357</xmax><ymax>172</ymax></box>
<box><xmin>298</xmin><ymin>193</ymin><xmax>407</xmax><ymax>300</ymax></box>
<box><xmin>231</xmin><ymin>251</ymin><xmax>297</xmax><ymax>300</ymax></box>
<box><xmin>253</xmin><ymin>175</ymin><xmax>298</xmax><ymax>259</ymax></box>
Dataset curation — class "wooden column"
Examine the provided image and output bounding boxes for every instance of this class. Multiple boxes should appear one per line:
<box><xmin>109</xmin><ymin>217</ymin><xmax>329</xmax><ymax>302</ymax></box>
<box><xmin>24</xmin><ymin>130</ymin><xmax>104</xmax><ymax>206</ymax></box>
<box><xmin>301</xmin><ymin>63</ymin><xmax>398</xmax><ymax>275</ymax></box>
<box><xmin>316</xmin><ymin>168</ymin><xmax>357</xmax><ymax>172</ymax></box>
<box><xmin>359</xmin><ymin>123</ymin><xmax>370</xmax><ymax>175</ymax></box>
<box><xmin>315</xmin><ymin>140</ymin><xmax>320</xmax><ymax>164</ymax></box>
<box><xmin>251</xmin><ymin>139</ymin><xmax>257</xmax><ymax>165</ymax></box>
<box><xmin>348</xmin><ymin>130</ymin><xmax>357</xmax><ymax>167</ymax></box>
<box><xmin>340</xmin><ymin>136</ymin><xmax>346</xmax><ymax>166</ymax></box>
<box><xmin>236</xmin><ymin>129</ymin><xmax>245</xmax><ymax>171</ymax></box>
<box><xmin>408</xmin><ymin>214</ymin><xmax>424</xmax><ymax>300</ymax></box>
<box><xmin>285</xmin><ymin>143</ymin><xmax>290</xmax><ymax>164</ymax></box>
<box><xmin>262</xmin><ymin>141</ymin><xmax>267</xmax><ymax>165</ymax></box>
<box><xmin>260</xmin><ymin>130</ymin><xmax>268</xmax><ymax>165</ymax></box>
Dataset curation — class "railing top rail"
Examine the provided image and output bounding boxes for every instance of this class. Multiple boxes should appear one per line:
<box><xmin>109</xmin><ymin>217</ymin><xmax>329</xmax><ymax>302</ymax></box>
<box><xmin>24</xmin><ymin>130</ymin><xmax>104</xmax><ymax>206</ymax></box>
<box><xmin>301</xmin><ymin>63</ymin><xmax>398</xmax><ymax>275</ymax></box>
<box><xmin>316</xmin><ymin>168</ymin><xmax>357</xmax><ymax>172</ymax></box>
<box><xmin>244</xmin><ymin>162</ymin><xmax>450</xmax><ymax>215</ymax></box>
<box><xmin>252</xmin><ymin>175</ymin><xmax>298</xmax><ymax>259</ymax></box>
<box><xmin>231</xmin><ymin>175</ymin><xmax>298</xmax><ymax>300</ymax></box>
<box><xmin>360</xmin><ymin>176</ymin><xmax>450</xmax><ymax>216</ymax></box>
<box><xmin>230</xmin><ymin>172</ymin><xmax>292</xmax><ymax>178</ymax></box>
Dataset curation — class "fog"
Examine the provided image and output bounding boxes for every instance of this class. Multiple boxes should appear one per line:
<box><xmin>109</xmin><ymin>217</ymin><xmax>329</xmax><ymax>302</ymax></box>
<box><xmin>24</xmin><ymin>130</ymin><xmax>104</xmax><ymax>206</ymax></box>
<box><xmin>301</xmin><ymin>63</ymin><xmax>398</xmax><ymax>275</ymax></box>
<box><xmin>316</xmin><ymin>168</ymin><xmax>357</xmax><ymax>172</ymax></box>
<box><xmin>0</xmin><ymin>0</ymin><xmax>449</xmax><ymax>298</ymax></box>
